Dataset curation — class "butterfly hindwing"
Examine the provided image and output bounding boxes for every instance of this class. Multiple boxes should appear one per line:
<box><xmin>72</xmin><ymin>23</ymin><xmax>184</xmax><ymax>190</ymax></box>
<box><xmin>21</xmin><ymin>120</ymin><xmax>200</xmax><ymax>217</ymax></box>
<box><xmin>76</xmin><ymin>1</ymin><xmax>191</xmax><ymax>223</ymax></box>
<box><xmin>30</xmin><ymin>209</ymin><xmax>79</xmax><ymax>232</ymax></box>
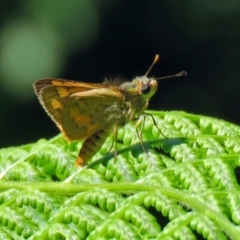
<box><xmin>61</xmin><ymin>88</ymin><xmax>125</xmax><ymax>141</ymax></box>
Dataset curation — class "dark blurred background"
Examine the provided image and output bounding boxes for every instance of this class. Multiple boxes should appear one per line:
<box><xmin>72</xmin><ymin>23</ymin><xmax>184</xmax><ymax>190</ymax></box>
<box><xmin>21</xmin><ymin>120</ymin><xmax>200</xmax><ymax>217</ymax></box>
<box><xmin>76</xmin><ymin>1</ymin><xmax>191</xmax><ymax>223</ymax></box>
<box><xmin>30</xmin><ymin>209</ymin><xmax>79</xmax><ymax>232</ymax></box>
<box><xmin>1</xmin><ymin>0</ymin><xmax>240</xmax><ymax>148</ymax></box>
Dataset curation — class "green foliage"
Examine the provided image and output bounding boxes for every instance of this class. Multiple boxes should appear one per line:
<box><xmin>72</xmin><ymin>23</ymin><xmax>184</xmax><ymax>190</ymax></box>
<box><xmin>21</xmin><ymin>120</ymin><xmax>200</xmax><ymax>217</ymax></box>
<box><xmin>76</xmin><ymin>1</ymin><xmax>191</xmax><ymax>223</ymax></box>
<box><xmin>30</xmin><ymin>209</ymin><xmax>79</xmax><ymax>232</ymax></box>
<box><xmin>0</xmin><ymin>111</ymin><xmax>240</xmax><ymax>239</ymax></box>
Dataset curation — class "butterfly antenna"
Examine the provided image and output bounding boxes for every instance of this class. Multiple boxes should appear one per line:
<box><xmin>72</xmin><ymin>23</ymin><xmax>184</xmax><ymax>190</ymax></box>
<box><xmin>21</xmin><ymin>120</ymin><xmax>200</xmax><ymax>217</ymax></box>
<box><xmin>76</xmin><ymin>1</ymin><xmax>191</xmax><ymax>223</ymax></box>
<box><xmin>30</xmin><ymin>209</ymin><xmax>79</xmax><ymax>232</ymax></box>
<box><xmin>145</xmin><ymin>54</ymin><xmax>160</xmax><ymax>76</ymax></box>
<box><xmin>155</xmin><ymin>71</ymin><xmax>187</xmax><ymax>80</ymax></box>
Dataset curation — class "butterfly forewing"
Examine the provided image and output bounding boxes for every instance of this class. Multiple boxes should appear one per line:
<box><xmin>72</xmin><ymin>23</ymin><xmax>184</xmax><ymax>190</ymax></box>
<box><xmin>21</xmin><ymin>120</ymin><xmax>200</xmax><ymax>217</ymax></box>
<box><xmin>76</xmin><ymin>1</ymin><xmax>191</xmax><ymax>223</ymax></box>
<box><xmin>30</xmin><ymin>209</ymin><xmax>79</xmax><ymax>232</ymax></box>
<box><xmin>34</xmin><ymin>79</ymin><xmax>105</xmax><ymax>95</ymax></box>
<box><xmin>33</xmin><ymin>79</ymin><xmax>109</xmax><ymax>130</ymax></box>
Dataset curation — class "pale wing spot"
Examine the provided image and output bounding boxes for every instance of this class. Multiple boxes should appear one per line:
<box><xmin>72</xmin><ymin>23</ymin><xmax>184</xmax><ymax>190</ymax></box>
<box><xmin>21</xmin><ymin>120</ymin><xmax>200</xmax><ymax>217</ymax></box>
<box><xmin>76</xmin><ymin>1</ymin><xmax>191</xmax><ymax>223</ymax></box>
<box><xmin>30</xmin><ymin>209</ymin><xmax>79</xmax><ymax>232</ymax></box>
<box><xmin>51</xmin><ymin>99</ymin><xmax>62</xmax><ymax>110</ymax></box>
<box><xmin>67</xmin><ymin>109</ymin><xmax>79</xmax><ymax>120</ymax></box>
<box><xmin>40</xmin><ymin>89</ymin><xmax>64</xmax><ymax>125</ymax></box>
<box><xmin>57</xmin><ymin>87</ymin><xmax>71</xmax><ymax>98</ymax></box>
<box><xmin>68</xmin><ymin>110</ymin><xmax>91</xmax><ymax>125</ymax></box>
<box><xmin>66</xmin><ymin>110</ymin><xmax>90</xmax><ymax>128</ymax></box>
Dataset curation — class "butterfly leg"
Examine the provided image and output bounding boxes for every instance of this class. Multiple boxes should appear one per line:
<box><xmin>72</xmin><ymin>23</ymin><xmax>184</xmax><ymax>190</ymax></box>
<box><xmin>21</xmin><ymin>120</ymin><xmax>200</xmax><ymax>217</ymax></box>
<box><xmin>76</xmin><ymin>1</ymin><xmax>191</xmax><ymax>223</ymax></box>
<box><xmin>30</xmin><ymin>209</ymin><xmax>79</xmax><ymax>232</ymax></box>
<box><xmin>143</xmin><ymin>112</ymin><xmax>167</xmax><ymax>138</ymax></box>
<box><xmin>105</xmin><ymin>125</ymin><xmax>118</xmax><ymax>161</ymax></box>
<box><xmin>135</xmin><ymin>116</ymin><xmax>149</xmax><ymax>156</ymax></box>
<box><xmin>105</xmin><ymin>125</ymin><xmax>118</xmax><ymax>153</ymax></box>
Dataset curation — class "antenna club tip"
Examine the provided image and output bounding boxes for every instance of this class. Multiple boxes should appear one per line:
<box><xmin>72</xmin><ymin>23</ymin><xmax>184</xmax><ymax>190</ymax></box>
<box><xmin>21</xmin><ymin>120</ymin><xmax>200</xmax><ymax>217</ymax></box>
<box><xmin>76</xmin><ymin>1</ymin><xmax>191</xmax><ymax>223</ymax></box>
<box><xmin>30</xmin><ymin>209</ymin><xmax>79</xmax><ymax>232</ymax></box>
<box><xmin>155</xmin><ymin>54</ymin><xmax>160</xmax><ymax>62</ymax></box>
<box><xmin>177</xmin><ymin>71</ymin><xmax>187</xmax><ymax>77</ymax></box>
<box><xmin>145</xmin><ymin>54</ymin><xmax>160</xmax><ymax>76</ymax></box>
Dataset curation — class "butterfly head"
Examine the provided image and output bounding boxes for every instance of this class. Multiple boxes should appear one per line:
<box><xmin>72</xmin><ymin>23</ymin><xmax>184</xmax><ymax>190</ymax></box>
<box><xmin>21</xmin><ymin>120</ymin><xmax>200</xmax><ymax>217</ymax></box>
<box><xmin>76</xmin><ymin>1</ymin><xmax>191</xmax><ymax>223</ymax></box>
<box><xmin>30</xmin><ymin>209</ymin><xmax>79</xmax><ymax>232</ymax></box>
<box><xmin>133</xmin><ymin>76</ymin><xmax>158</xmax><ymax>100</ymax></box>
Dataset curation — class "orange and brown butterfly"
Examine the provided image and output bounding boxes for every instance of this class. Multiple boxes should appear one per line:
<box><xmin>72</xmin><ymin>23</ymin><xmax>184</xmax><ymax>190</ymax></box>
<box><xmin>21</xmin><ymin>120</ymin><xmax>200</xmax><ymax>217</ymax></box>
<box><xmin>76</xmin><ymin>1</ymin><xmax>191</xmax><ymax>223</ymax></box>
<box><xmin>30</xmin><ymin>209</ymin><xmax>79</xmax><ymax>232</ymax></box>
<box><xmin>33</xmin><ymin>55</ymin><xmax>186</xmax><ymax>166</ymax></box>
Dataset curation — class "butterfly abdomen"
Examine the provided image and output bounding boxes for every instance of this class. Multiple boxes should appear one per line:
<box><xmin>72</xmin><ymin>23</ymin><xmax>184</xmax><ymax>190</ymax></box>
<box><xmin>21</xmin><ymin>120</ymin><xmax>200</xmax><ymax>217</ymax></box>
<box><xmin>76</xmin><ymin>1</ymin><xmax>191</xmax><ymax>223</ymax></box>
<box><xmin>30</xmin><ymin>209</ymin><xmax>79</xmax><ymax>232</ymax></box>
<box><xmin>75</xmin><ymin>128</ymin><xmax>112</xmax><ymax>166</ymax></box>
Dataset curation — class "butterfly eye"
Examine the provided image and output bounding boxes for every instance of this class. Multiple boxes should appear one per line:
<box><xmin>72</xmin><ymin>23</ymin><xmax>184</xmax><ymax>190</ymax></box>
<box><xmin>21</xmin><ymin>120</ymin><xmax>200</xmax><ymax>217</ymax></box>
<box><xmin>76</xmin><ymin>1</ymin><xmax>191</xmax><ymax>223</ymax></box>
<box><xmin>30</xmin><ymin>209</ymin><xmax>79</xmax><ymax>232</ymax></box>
<box><xmin>141</xmin><ymin>83</ymin><xmax>151</xmax><ymax>95</ymax></box>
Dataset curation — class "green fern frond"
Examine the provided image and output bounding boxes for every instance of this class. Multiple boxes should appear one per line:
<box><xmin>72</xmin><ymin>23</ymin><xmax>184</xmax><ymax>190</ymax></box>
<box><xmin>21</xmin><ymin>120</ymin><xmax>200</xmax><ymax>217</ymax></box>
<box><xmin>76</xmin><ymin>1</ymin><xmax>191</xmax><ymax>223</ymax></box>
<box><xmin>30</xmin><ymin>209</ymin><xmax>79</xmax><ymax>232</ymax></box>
<box><xmin>1</xmin><ymin>111</ymin><xmax>240</xmax><ymax>239</ymax></box>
